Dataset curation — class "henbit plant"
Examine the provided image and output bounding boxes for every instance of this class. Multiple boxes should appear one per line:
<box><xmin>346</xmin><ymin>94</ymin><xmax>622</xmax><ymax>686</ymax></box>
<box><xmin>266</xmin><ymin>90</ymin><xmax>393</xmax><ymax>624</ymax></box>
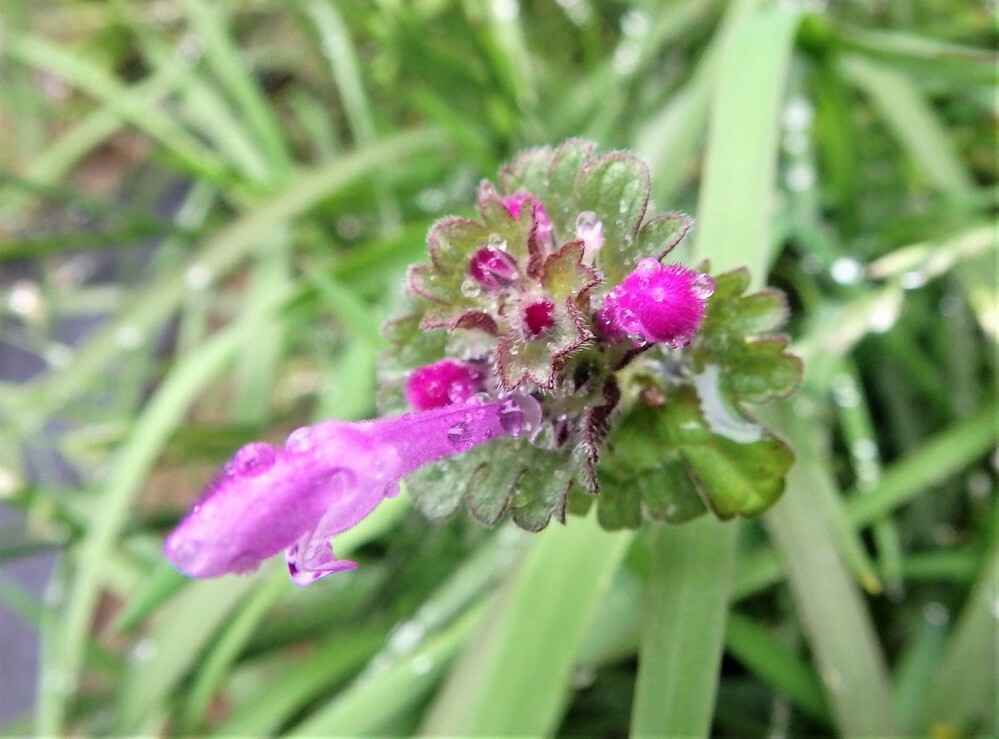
<box><xmin>0</xmin><ymin>2</ymin><xmax>995</xmax><ymax>738</ymax></box>
<box><xmin>165</xmin><ymin>142</ymin><xmax>801</xmax><ymax>586</ymax></box>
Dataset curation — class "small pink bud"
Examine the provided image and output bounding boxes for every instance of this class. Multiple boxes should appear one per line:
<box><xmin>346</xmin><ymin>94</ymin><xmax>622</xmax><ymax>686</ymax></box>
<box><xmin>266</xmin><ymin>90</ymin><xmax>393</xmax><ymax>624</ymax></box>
<box><xmin>522</xmin><ymin>297</ymin><xmax>556</xmax><ymax>338</ymax></box>
<box><xmin>502</xmin><ymin>193</ymin><xmax>530</xmax><ymax>219</ymax></box>
<box><xmin>405</xmin><ymin>359</ymin><xmax>486</xmax><ymax>410</ymax></box>
<box><xmin>503</xmin><ymin>193</ymin><xmax>553</xmax><ymax>249</ymax></box>
<box><xmin>596</xmin><ymin>259</ymin><xmax>714</xmax><ymax>346</ymax></box>
<box><xmin>469</xmin><ymin>246</ymin><xmax>519</xmax><ymax>290</ymax></box>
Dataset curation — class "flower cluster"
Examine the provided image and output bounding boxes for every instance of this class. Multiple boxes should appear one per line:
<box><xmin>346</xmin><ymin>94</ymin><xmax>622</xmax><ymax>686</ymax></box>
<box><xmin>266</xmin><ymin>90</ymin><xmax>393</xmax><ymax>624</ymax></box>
<box><xmin>166</xmin><ymin>139</ymin><xmax>800</xmax><ymax>586</ymax></box>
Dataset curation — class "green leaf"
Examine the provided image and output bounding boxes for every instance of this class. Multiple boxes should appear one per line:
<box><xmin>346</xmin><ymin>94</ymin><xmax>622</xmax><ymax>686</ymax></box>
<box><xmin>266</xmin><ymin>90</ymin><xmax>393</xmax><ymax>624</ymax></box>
<box><xmin>635</xmin><ymin>212</ymin><xmax>694</xmax><ymax>263</ymax></box>
<box><xmin>595</xmin><ymin>472</ymin><xmax>643</xmax><ymax>530</ymax></box>
<box><xmin>508</xmin><ymin>445</ymin><xmax>576</xmax><ymax>531</ymax></box>
<box><xmin>723</xmin><ymin>336</ymin><xmax>803</xmax><ymax>403</ymax></box>
<box><xmin>636</xmin><ymin>458</ymin><xmax>708</xmax><ymax>524</ymax></box>
<box><xmin>599</xmin><ymin>378</ymin><xmax>791</xmax><ymax>527</ymax></box>
<box><xmin>541</xmin><ymin>241</ymin><xmax>598</xmax><ymax>302</ymax></box>
<box><xmin>599</xmin><ymin>405</ymin><xmax>709</xmax><ymax>528</ymax></box>
<box><xmin>543</xmin><ymin>139</ymin><xmax>598</xmax><ymax>240</ymax></box>
<box><xmin>498</xmin><ymin>145</ymin><xmax>551</xmax><ymax>196</ymax></box>
<box><xmin>691</xmin><ymin>268</ymin><xmax>803</xmax><ymax>405</ymax></box>
<box><xmin>406</xmin><ymin>438</ymin><xmax>576</xmax><ymax>531</ymax></box>
<box><xmin>680</xmin><ymin>431</ymin><xmax>793</xmax><ymax>519</ymax></box>
<box><xmin>575</xmin><ymin>152</ymin><xmax>652</xmax><ymax>284</ymax></box>
<box><xmin>725</xmin><ymin>289</ymin><xmax>789</xmax><ymax>334</ymax></box>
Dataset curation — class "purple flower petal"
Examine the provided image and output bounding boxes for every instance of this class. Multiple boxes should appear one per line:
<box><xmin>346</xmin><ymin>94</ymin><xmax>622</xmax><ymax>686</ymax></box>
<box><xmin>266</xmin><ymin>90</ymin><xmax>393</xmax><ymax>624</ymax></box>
<box><xmin>165</xmin><ymin>397</ymin><xmax>540</xmax><ymax>585</ymax></box>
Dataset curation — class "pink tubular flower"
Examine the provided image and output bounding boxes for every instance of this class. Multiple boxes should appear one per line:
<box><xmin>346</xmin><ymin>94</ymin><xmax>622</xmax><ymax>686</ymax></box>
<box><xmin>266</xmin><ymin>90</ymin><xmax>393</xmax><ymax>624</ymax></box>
<box><xmin>405</xmin><ymin>359</ymin><xmax>485</xmax><ymax>410</ymax></box>
<box><xmin>164</xmin><ymin>396</ymin><xmax>539</xmax><ymax>585</ymax></box>
<box><xmin>596</xmin><ymin>258</ymin><xmax>715</xmax><ymax>346</ymax></box>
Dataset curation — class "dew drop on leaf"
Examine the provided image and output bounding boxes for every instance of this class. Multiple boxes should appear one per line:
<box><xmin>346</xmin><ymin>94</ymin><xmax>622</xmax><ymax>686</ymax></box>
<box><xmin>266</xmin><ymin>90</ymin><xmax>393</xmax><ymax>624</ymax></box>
<box><xmin>488</xmin><ymin>233</ymin><xmax>508</xmax><ymax>251</ymax></box>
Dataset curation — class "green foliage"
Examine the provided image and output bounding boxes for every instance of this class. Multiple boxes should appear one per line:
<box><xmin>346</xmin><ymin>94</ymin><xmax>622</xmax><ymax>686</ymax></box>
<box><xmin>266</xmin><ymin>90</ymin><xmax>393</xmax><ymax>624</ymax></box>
<box><xmin>0</xmin><ymin>1</ymin><xmax>995</xmax><ymax>738</ymax></box>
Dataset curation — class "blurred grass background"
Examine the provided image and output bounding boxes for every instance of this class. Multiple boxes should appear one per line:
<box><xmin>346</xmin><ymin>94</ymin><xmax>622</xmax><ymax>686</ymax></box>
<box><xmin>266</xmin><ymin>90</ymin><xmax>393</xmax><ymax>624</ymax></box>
<box><xmin>0</xmin><ymin>0</ymin><xmax>995</xmax><ymax>736</ymax></box>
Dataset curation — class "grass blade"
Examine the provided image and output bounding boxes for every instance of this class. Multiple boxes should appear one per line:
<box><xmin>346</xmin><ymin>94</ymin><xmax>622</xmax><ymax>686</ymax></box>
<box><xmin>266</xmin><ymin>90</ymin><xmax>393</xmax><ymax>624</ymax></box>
<box><xmin>842</xmin><ymin>54</ymin><xmax>974</xmax><ymax>194</ymax></box>
<box><xmin>34</xmin><ymin>305</ymin><xmax>280</xmax><ymax>735</ymax></box>
<box><xmin>919</xmin><ymin>542</ymin><xmax>999</xmax><ymax>734</ymax></box>
<box><xmin>10</xmin><ymin>129</ymin><xmax>445</xmax><ymax>421</ymax></box>
<box><xmin>724</xmin><ymin>611</ymin><xmax>831</xmax><ymax>724</ymax></box>
<box><xmin>4</xmin><ymin>34</ymin><xmax>232</xmax><ymax>185</ymax></box>
<box><xmin>180</xmin><ymin>0</ymin><xmax>293</xmax><ymax>174</ymax></box>
<box><xmin>630</xmin><ymin>518</ymin><xmax>738</xmax><ymax>737</ymax></box>
<box><xmin>691</xmin><ymin>3</ymin><xmax>803</xmax><ymax>277</ymax></box>
<box><xmin>288</xmin><ymin>605</ymin><xmax>484</xmax><ymax>736</ymax></box>
<box><xmin>420</xmin><ymin>513</ymin><xmax>632</xmax><ymax>736</ymax></box>
<box><xmin>632</xmin><ymin>6</ymin><xmax>802</xmax><ymax>736</ymax></box>
<box><xmin>764</xmin><ymin>407</ymin><xmax>900</xmax><ymax>736</ymax></box>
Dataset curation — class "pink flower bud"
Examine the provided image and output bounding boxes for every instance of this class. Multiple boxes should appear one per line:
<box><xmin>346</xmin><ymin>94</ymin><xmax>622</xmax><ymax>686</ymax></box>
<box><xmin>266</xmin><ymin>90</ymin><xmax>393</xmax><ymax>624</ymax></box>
<box><xmin>405</xmin><ymin>359</ymin><xmax>486</xmax><ymax>410</ymax></box>
<box><xmin>522</xmin><ymin>297</ymin><xmax>556</xmax><ymax>338</ymax></box>
<box><xmin>503</xmin><ymin>193</ymin><xmax>553</xmax><ymax>249</ymax></box>
<box><xmin>596</xmin><ymin>258</ymin><xmax>714</xmax><ymax>346</ymax></box>
<box><xmin>469</xmin><ymin>246</ymin><xmax>519</xmax><ymax>291</ymax></box>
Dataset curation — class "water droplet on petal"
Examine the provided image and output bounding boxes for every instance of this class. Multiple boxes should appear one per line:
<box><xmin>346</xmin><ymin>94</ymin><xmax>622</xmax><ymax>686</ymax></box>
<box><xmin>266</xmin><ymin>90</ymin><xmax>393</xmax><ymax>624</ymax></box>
<box><xmin>635</xmin><ymin>258</ymin><xmax>660</xmax><ymax>276</ymax></box>
<box><xmin>447</xmin><ymin>421</ymin><xmax>471</xmax><ymax>449</ymax></box>
<box><xmin>228</xmin><ymin>442</ymin><xmax>278</xmax><ymax>476</ymax></box>
<box><xmin>575</xmin><ymin>210</ymin><xmax>598</xmax><ymax>231</ymax></box>
<box><xmin>167</xmin><ymin>538</ymin><xmax>203</xmax><ymax>570</ymax></box>
<box><xmin>286</xmin><ymin>426</ymin><xmax>316</xmax><ymax>452</ymax></box>
<box><xmin>499</xmin><ymin>394</ymin><xmax>542</xmax><ymax>438</ymax></box>
<box><xmin>230</xmin><ymin>552</ymin><xmax>261</xmax><ymax>574</ymax></box>
<box><xmin>691</xmin><ymin>273</ymin><xmax>716</xmax><ymax>300</ymax></box>
<box><xmin>575</xmin><ymin>211</ymin><xmax>604</xmax><ymax>262</ymax></box>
